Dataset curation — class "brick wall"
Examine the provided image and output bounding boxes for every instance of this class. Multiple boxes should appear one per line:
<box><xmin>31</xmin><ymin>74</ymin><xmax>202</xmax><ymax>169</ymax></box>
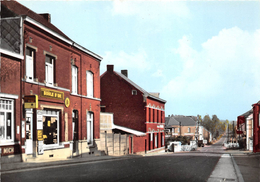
<box><xmin>101</xmin><ymin>69</ymin><xmax>146</xmax><ymax>132</ymax></box>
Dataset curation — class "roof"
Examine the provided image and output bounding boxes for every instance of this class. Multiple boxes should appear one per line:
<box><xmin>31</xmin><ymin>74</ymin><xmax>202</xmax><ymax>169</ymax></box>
<box><xmin>239</xmin><ymin>109</ymin><xmax>253</xmax><ymax>118</ymax></box>
<box><xmin>1</xmin><ymin>0</ymin><xmax>70</xmax><ymax>40</ymax></box>
<box><xmin>165</xmin><ymin>116</ymin><xmax>180</xmax><ymax>128</ymax></box>
<box><xmin>175</xmin><ymin>115</ymin><xmax>197</xmax><ymax>126</ymax></box>
<box><xmin>113</xmin><ymin>124</ymin><xmax>146</xmax><ymax>136</ymax></box>
<box><xmin>114</xmin><ymin>71</ymin><xmax>167</xmax><ymax>103</ymax></box>
<box><xmin>165</xmin><ymin>115</ymin><xmax>197</xmax><ymax>128</ymax></box>
<box><xmin>1</xmin><ymin>0</ymin><xmax>102</xmax><ymax>61</ymax></box>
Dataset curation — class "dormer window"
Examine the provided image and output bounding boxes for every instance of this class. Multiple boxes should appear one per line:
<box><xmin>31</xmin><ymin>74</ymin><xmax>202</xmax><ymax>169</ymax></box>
<box><xmin>132</xmin><ymin>90</ymin><xmax>137</xmax><ymax>95</ymax></box>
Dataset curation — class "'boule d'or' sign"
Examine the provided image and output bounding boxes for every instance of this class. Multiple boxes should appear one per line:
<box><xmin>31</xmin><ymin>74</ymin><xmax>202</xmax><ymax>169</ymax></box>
<box><xmin>40</xmin><ymin>88</ymin><xmax>64</xmax><ymax>100</ymax></box>
<box><xmin>65</xmin><ymin>97</ymin><xmax>70</xmax><ymax>108</ymax></box>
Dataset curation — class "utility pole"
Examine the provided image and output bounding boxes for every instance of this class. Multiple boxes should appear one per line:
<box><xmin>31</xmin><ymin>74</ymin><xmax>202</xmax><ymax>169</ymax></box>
<box><xmin>233</xmin><ymin>120</ymin><xmax>235</xmax><ymax>143</ymax></box>
<box><xmin>228</xmin><ymin>123</ymin><xmax>229</xmax><ymax>144</ymax></box>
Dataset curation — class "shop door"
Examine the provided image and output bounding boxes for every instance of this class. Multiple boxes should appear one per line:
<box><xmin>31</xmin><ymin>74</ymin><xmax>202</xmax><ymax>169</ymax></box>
<box><xmin>25</xmin><ymin>110</ymin><xmax>33</xmax><ymax>154</ymax></box>
<box><xmin>72</xmin><ymin>110</ymin><xmax>78</xmax><ymax>153</ymax></box>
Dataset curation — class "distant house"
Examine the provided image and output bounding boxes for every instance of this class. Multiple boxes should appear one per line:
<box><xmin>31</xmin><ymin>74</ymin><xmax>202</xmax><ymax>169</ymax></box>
<box><xmin>237</xmin><ymin>109</ymin><xmax>253</xmax><ymax>151</ymax></box>
<box><xmin>165</xmin><ymin>115</ymin><xmax>212</xmax><ymax>144</ymax></box>
<box><xmin>165</xmin><ymin>115</ymin><xmax>197</xmax><ymax>140</ymax></box>
<box><xmin>100</xmin><ymin>65</ymin><xmax>167</xmax><ymax>154</ymax></box>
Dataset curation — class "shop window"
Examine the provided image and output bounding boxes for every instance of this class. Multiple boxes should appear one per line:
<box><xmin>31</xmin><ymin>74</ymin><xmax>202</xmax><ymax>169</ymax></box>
<box><xmin>87</xmin><ymin>112</ymin><xmax>93</xmax><ymax>145</ymax></box>
<box><xmin>72</xmin><ymin>66</ymin><xmax>78</xmax><ymax>94</ymax></box>
<box><xmin>0</xmin><ymin>99</ymin><xmax>14</xmax><ymax>142</ymax></box>
<box><xmin>25</xmin><ymin>47</ymin><xmax>35</xmax><ymax>81</ymax></box>
<box><xmin>86</xmin><ymin>71</ymin><xmax>93</xmax><ymax>98</ymax></box>
<box><xmin>42</xmin><ymin>110</ymin><xmax>59</xmax><ymax>146</ymax></box>
<box><xmin>45</xmin><ymin>55</ymin><xmax>55</xmax><ymax>86</ymax></box>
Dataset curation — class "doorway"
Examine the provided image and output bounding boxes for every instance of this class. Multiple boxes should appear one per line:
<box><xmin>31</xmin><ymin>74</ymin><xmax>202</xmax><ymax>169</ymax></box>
<box><xmin>72</xmin><ymin>110</ymin><xmax>78</xmax><ymax>153</ymax></box>
<box><xmin>25</xmin><ymin>109</ymin><xmax>33</xmax><ymax>154</ymax></box>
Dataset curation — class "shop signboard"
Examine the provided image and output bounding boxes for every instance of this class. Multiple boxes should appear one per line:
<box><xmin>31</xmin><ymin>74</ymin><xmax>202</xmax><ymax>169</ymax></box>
<box><xmin>40</xmin><ymin>88</ymin><xmax>64</xmax><ymax>100</ymax></box>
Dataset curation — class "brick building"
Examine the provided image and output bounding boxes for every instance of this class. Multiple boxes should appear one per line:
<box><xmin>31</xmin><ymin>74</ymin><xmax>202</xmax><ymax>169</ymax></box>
<box><xmin>0</xmin><ymin>0</ymin><xmax>102</xmax><ymax>161</ymax></box>
<box><xmin>252</xmin><ymin>102</ymin><xmax>260</xmax><ymax>153</ymax></box>
<box><xmin>100</xmin><ymin>65</ymin><xmax>166</xmax><ymax>154</ymax></box>
<box><xmin>165</xmin><ymin>115</ymin><xmax>198</xmax><ymax>140</ymax></box>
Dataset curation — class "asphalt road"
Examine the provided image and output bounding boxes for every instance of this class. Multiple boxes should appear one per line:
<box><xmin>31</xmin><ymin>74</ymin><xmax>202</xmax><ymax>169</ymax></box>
<box><xmin>2</xmin><ymin>138</ymin><xmax>227</xmax><ymax>182</ymax></box>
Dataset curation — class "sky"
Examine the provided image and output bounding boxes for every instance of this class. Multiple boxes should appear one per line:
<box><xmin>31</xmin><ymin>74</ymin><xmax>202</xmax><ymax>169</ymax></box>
<box><xmin>17</xmin><ymin>0</ymin><xmax>260</xmax><ymax>121</ymax></box>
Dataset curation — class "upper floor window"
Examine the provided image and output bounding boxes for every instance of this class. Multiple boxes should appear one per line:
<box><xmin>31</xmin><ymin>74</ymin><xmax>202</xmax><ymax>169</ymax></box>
<box><xmin>45</xmin><ymin>55</ymin><xmax>55</xmax><ymax>86</ymax></box>
<box><xmin>132</xmin><ymin>90</ymin><xmax>137</xmax><ymax>95</ymax></box>
<box><xmin>72</xmin><ymin>65</ymin><xmax>78</xmax><ymax>94</ymax></box>
<box><xmin>86</xmin><ymin>71</ymin><xmax>93</xmax><ymax>98</ymax></box>
<box><xmin>25</xmin><ymin>47</ymin><xmax>35</xmax><ymax>81</ymax></box>
<box><xmin>188</xmin><ymin>128</ymin><xmax>191</xmax><ymax>133</ymax></box>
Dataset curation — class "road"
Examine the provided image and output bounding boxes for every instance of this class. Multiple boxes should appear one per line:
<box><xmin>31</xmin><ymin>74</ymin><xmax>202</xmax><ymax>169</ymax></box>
<box><xmin>2</xmin><ymin>137</ymin><xmax>228</xmax><ymax>182</ymax></box>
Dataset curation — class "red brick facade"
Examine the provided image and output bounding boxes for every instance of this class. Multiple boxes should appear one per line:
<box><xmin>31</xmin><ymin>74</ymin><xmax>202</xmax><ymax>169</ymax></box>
<box><xmin>101</xmin><ymin>65</ymin><xmax>166</xmax><ymax>154</ymax></box>
<box><xmin>1</xmin><ymin>1</ymin><xmax>102</xmax><ymax>159</ymax></box>
<box><xmin>252</xmin><ymin>103</ymin><xmax>260</xmax><ymax>153</ymax></box>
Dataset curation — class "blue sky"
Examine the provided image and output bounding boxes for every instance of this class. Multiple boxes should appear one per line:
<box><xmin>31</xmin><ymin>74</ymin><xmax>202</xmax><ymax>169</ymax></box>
<box><xmin>17</xmin><ymin>0</ymin><xmax>260</xmax><ymax>121</ymax></box>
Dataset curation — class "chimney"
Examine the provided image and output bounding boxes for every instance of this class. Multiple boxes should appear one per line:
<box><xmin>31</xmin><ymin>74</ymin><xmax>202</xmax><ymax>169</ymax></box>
<box><xmin>39</xmin><ymin>13</ymin><xmax>51</xmax><ymax>23</ymax></box>
<box><xmin>121</xmin><ymin>70</ymin><xmax>128</xmax><ymax>77</ymax></box>
<box><xmin>107</xmin><ymin>65</ymin><xmax>114</xmax><ymax>72</ymax></box>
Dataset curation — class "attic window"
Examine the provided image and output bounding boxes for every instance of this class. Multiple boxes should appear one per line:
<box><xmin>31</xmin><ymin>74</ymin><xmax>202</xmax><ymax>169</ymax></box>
<box><xmin>132</xmin><ymin>90</ymin><xmax>137</xmax><ymax>95</ymax></box>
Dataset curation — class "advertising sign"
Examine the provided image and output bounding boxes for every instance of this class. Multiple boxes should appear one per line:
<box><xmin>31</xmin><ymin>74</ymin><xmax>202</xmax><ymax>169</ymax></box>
<box><xmin>24</xmin><ymin>95</ymin><xmax>38</xmax><ymax>108</ymax></box>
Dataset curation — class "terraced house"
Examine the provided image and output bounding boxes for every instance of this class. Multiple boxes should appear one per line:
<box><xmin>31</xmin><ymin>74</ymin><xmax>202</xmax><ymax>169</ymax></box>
<box><xmin>100</xmin><ymin>65</ymin><xmax>167</xmax><ymax>154</ymax></box>
<box><xmin>0</xmin><ymin>0</ymin><xmax>102</xmax><ymax>162</ymax></box>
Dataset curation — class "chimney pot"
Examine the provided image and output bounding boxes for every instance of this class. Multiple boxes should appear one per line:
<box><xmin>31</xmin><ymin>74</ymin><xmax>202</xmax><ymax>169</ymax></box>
<box><xmin>107</xmin><ymin>65</ymin><xmax>114</xmax><ymax>72</ymax></box>
<box><xmin>39</xmin><ymin>13</ymin><xmax>51</xmax><ymax>23</ymax></box>
<box><xmin>121</xmin><ymin>70</ymin><xmax>128</xmax><ymax>77</ymax></box>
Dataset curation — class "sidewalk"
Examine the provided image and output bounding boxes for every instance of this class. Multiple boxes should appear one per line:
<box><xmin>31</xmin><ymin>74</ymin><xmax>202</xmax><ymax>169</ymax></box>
<box><xmin>225</xmin><ymin>149</ymin><xmax>260</xmax><ymax>182</ymax></box>
<box><xmin>1</xmin><ymin>148</ymin><xmax>168</xmax><ymax>173</ymax></box>
<box><xmin>0</xmin><ymin>154</ymin><xmax>143</xmax><ymax>173</ymax></box>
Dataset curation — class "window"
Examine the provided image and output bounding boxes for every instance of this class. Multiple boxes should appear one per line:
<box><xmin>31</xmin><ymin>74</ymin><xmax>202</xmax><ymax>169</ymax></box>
<box><xmin>86</xmin><ymin>71</ymin><xmax>93</xmax><ymax>98</ymax></box>
<box><xmin>132</xmin><ymin>90</ymin><xmax>137</xmax><ymax>95</ymax></box>
<box><xmin>25</xmin><ymin>47</ymin><xmax>34</xmax><ymax>81</ymax></box>
<box><xmin>72</xmin><ymin>66</ymin><xmax>78</xmax><ymax>94</ymax></box>
<box><xmin>45</xmin><ymin>55</ymin><xmax>54</xmax><ymax>86</ymax></box>
<box><xmin>0</xmin><ymin>99</ymin><xmax>14</xmax><ymax>142</ymax></box>
<box><xmin>188</xmin><ymin>128</ymin><xmax>191</xmax><ymax>133</ymax></box>
<box><xmin>155</xmin><ymin>134</ymin><xmax>157</xmax><ymax>148</ymax></box>
<box><xmin>178</xmin><ymin>128</ymin><xmax>180</xmax><ymax>133</ymax></box>
<box><xmin>87</xmin><ymin>112</ymin><xmax>94</xmax><ymax>145</ymax></box>
<box><xmin>157</xmin><ymin>110</ymin><xmax>159</xmax><ymax>123</ymax></box>
<box><xmin>172</xmin><ymin>128</ymin><xmax>175</xmax><ymax>134</ymax></box>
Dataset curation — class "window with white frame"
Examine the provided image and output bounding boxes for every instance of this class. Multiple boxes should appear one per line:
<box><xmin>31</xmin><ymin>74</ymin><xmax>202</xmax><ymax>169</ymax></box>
<box><xmin>87</xmin><ymin>112</ymin><xmax>94</xmax><ymax>145</ymax></box>
<box><xmin>172</xmin><ymin>128</ymin><xmax>175</xmax><ymax>134</ymax></box>
<box><xmin>178</xmin><ymin>128</ymin><xmax>180</xmax><ymax>133</ymax></box>
<box><xmin>0</xmin><ymin>99</ymin><xmax>14</xmax><ymax>142</ymax></box>
<box><xmin>45</xmin><ymin>55</ymin><xmax>55</xmax><ymax>86</ymax></box>
<box><xmin>71</xmin><ymin>65</ymin><xmax>78</xmax><ymax>94</ymax></box>
<box><xmin>86</xmin><ymin>71</ymin><xmax>93</xmax><ymax>97</ymax></box>
<box><xmin>26</xmin><ymin>47</ymin><xmax>34</xmax><ymax>81</ymax></box>
<box><xmin>188</xmin><ymin>128</ymin><xmax>191</xmax><ymax>133</ymax></box>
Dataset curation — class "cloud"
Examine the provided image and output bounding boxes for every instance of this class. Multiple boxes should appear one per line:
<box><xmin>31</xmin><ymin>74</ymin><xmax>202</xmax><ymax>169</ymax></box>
<box><xmin>101</xmin><ymin>48</ymin><xmax>150</xmax><ymax>73</ymax></box>
<box><xmin>111</xmin><ymin>0</ymin><xmax>190</xmax><ymax>20</ymax></box>
<box><xmin>152</xmin><ymin>69</ymin><xmax>163</xmax><ymax>77</ymax></box>
<box><xmin>162</xmin><ymin>27</ymin><xmax>260</xmax><ymax>102</ymax></box>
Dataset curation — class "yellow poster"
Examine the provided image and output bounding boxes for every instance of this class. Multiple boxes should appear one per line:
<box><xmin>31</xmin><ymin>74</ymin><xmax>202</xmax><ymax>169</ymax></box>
<box><xmin>48</xmin><ymin>120</ymin><xmax>51</xmax><ymax>127</ymax></box>
<box><xmin>37</xmin><ymin>130</ymin><xmax>43</xmax><ymax>141</ymax></box>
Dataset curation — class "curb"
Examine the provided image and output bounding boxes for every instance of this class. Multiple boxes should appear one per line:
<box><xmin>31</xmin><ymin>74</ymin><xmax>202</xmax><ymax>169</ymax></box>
<box><xmin>230</xmin><ymin>154</ymin><xmax>245</xmax><ymax>182</ymax></box>
<box><xmin>1</xmin><ymin>155</ymin><xmax>143</xmax><ymax>173</ymax></box>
